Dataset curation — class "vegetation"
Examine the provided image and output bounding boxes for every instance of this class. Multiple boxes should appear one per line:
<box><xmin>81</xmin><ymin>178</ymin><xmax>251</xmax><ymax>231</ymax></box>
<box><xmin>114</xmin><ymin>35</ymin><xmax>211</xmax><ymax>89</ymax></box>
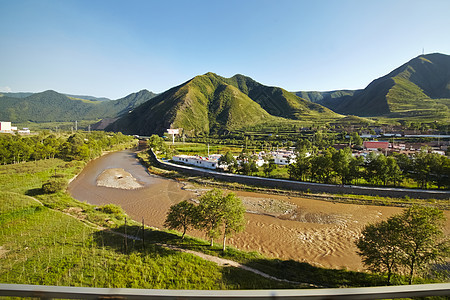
<box><xmin>356</xmin><ymin>205</ymin><xmax>450</xmax><ymax>284</ymax></box>
<box><xmin>288</xmin><ymin>146</ymin><xmax>450</xmax><ymax>189</ymax></box>
<box><xmin>164</xmin><ymin>200</ymin><xmax>197</xmax><ymax>239</ymax></box>
<box><xmin>0</xmin><ymin>131</ymin><xmax>135</xmax><ymax>164</ymax></box>
<box><xmin>0</xmin><ymin>89</ymin><xmax>156</xmax><ymax>123</ymax></box>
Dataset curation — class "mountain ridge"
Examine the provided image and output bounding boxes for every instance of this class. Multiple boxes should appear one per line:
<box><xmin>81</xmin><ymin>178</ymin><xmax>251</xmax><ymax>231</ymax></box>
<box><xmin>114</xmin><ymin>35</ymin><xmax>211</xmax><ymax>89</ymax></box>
<box><xmin>296</xmin><ymin>53</ymin><xmax>450</xmax><ymax>118</ymax></box>
<box><xmin>105</xmin><ymin>72</ymin><xmax>340</xmax><ymax>136</ymax></box>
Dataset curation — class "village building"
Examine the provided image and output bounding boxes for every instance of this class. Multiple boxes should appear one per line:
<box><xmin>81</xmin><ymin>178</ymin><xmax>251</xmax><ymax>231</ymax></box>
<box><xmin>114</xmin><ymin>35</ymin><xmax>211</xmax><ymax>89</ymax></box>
<box><xmin>0</xmin><ymin>121</ymin><xmax>12</xmax><ymax>133</ymax></box>
<box><xmin>172</xmin><ymin>154</ymin><xmax>222</xmax><ymax>170</ymax></box>
<box><xmin>363</xmin><ymin>141</ymin><xmax>390</xmax><ymax>151</ymax></box>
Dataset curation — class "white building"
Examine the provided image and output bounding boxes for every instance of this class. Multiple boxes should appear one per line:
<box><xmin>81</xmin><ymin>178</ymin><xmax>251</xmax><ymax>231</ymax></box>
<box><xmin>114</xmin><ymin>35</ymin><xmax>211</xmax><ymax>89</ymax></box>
<box><xmin>172</xmin><ymin>154</ymin><xmax>222</xmax><ymax>170</ymax></box>
<box><xmin>0</xmin><ymin>121</ymin><xmax>12</xmax><ymax>133</ymax></box>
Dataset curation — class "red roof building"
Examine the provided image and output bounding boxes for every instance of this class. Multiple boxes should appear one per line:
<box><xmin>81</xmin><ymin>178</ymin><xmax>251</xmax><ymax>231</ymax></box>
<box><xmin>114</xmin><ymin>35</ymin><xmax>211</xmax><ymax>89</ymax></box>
<box><xmin>363</xmin><ymin>141</ymin><xmax>390</xmax><ymax>151</ymax></box>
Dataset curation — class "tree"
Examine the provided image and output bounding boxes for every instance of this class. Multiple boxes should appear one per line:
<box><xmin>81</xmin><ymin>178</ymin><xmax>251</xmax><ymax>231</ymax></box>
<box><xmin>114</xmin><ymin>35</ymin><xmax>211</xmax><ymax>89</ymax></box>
<box><xmin>356</xmin><ymin>217</ymin><xmax>403</xmax><ymax>284</ymax></box>
<box><xmin>289</xmin><ymin>151</ymin><xmax>311</xmax><ymax>181</ymax></box>
<box><xmin>397</xmin><ymin>206</ymin><xmax>450</xmax><ymax>284</ymax></box>
<box><xmin>196</xmin><ymin>189</ymin><xmax>246</xmax><ymax>250</ymax></box>
<box><xmin>309</xmin><ymin>148</ymin><xmax>333</xmax><ymax>183</ymax></box>
<box><xmin>262</xmin><ymin>157</ymin><xmax>277</xmax><ymax>177</ymax></box>
<box><xmin>164</xmin><ymin>200</ymin><xmax>197</xmax><ymax>239</ymax></box>
<box><xmin>237</xmin><ymin>153</ymin><xmax>258</xmax><ymax>175</ymax></box>
<box><xmin>197</xmin><ymin>189</ymin><xmax>226</xmax><ymax>246</ymax></box>
<box><xmin>221</xmin><ymin>193</ymin><xmax>246</xmax><ymax>251</ymax></box>
<box><xmin>332</xmin><ymin>147</ymin><xmax>354</xmax><ymax>185</ymax></box>
<box><xmin>218</xmin><ymin>152</ymin><xmax>238</xmax><ymax>173</ymax></box>
<box><xmin>356</xmin><ymin>205</ymin><xmax>450</xmax><ymax>284</ymax></box>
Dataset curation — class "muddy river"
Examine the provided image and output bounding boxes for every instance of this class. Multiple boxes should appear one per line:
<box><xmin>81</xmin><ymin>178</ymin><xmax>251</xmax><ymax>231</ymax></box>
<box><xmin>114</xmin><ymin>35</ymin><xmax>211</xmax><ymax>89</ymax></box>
<box><xmin>68</xmin><ymin>150</ymin><xmax>450</xmax><ymax>271</ymax></box>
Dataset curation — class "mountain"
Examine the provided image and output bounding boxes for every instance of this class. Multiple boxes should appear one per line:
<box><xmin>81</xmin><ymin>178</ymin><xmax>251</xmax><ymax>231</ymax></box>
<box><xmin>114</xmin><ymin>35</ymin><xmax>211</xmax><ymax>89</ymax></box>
<box><xmin>0</xmin><ymin>92</ymin><xmax>111</xmax><ymax>101</ymax></box>
<box><xmin>0</xmin><ymin>89</ymin><xmax>157</xmax><ymax>122</ymax></box>
<box><xmin>106</xmin><ymin>73</ymin><xmax>340</xmax><ymax>136</ymax></box>
<box><xmin>0</xmin><ymin>92</ymin><xmax>34</xmax><ymax>99</ymax></box>
<box><xmin>65</xmin><ymin>94</ymin><xmax>111</xmax><ymax>102</ymax></box>
<box><xmin>297</xmin><ymin>53</ymin><xmax>450</xmax><ymax>119</ymax></box>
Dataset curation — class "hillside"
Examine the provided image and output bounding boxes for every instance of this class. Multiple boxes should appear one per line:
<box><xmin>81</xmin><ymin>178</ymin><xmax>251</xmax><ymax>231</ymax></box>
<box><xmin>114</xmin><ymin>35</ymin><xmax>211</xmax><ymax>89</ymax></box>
<box><xmin>0</xmin><ymin>89</ymin><xmax>157</xmax><ymax>122</ymax></box>
<box><xmin>106</xmin><ymin>73</ymin><xmax>340</xmax><ymax>136</ymax></box>
<box><xmin>299</xmin><ymin>53</ymin><xmax>450</xmax><ymax>119</ymax></box>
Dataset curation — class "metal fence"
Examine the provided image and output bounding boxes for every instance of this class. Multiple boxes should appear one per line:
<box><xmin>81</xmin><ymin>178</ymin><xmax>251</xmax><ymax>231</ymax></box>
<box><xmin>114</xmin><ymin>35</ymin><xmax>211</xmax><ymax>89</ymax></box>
<box><xmin>1</xmin><ymin>283</ymin><xmax>449</xmax><ymax>299</ymax></box>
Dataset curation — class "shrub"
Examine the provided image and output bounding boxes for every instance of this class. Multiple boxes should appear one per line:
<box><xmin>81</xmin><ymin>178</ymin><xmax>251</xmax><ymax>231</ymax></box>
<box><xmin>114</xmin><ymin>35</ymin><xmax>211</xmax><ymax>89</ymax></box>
<box><xmin>98</xmin><ymin>204</ymin><xmax>125</xmax><ymax>219</ymax></box>
<box><xmin>42</xmin><ymin>178</ymin><xmax>68</xmax><ymax>193</ymax></box>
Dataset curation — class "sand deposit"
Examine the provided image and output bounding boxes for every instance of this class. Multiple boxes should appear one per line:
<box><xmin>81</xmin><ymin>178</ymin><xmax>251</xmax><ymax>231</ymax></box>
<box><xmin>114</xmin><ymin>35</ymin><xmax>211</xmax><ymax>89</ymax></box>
<box><xmin>96</xmin><ymin>168</ymin><xmax>143</xmax><ymax>189</ymax></box>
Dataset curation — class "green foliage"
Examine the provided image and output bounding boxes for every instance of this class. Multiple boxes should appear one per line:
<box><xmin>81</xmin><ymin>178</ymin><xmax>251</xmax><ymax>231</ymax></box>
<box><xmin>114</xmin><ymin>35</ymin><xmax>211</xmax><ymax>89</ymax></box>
<box><xmin>164</xmin><ymin>200</ymin><xmax>197</xmax><ymax>239</ymax></box>
<box><xmin>356</xmin><ymin>217</ymin><xmax>403</xmax><ymax>284</ymax></box>
<box><xmin>42</xmin><ymin>178</ymin><xmax>68</xmax><ymax>194</ymax></box>
<box><xmin>218</xmin><ymin>151</ymin><xmax>238</xmax><ymax>173</ymax></box>
<box><xmin>262</xmin><ymin>158</ymin><xmax>277</xmax><ymax>177</ymax></box>
<box><xmin>0</xmin><ymin>131</ymin><xmax>135</xmax><ymax>164</ymax></box>
<box><xmin>356</xmin><ymin>205</ymin><xmax>450</xmax><ymax>284</ymax></box>
<box><xmin>98</xmin><ymin>204</ymin><xmax>125</xmax><ymax>219</ymax></box>
<box><xmin>196</xmin><ymin>189</ymin><xmax>246</xmax><ymax>249</ymax></box>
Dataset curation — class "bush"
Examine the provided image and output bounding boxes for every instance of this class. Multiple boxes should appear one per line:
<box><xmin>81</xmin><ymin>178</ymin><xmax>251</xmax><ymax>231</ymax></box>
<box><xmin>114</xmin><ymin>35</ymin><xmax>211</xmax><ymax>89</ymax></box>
<box><xmin>98</xmin><ymin>204</ymin><xmax>125</xmax><ymax>219</ymax></box>
<box><xmin>42</xmin><ymin>178</ymin><xmax>68</xmax><ymax>193</ymax></box>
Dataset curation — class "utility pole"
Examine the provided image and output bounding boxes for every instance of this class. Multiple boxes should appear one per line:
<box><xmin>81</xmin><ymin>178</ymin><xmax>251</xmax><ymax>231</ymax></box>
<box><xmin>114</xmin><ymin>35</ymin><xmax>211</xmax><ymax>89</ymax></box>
<box><xmin>75</xmin><ymin>120</ymin><xmax>78</xmax><ymax>131</ymax></box>
<box><xmin>124</xmin><ymin>217</ymin><xmax>128</xmax><ymax>254</ymax></box>
<box><xmin>142</xmin><ymin>217</ymin><xmax>145</xmax><ymax>251</ymax></box>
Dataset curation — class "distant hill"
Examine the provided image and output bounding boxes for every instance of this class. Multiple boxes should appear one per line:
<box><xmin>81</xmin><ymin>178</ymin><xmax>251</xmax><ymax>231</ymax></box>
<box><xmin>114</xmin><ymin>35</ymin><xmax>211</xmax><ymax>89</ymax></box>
<box><xmin>106</xmin><ymin>73</ymin><xmax>340</xmax><ymax>136</ymax></box>
<box><xmin>0</xmin><ymin>92</ymin><xmax>34</xmax><ymax>99</ymax></box>
<box><xmin>0</xmin><ymin>89</ymin><xmax>157</xmax><ymax>122</ymax></box>
<box><xmin>65</xmin><ymin>94</ymin><xmax>111</xmax><ymax>102</ymax></box>
<box><xmin>296</xmin><ymin>53</ymin><xmax>450</xmax><ymax>119</ymax></box>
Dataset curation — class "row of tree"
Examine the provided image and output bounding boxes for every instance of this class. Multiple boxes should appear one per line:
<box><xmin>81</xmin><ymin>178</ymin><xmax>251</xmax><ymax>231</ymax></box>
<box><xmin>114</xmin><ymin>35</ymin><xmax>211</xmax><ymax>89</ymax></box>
<box><xmin>164</xmin><ymin>189</ymin><xmax>246</xmax><ymax>251</ymax></box>
<box><xmin>289</xmin><ymin>147</ymin><xmax>450</xmax><ymax>189</ymax></box>
<box><xmin>0</xmin><ymin>131</ymin><xmax>134</xmax><ymax>164</ymax></box>
<box><xmin>356</xmin><ymin>205</ymin><xmax>449</xmax><ymax>284</ymax></box>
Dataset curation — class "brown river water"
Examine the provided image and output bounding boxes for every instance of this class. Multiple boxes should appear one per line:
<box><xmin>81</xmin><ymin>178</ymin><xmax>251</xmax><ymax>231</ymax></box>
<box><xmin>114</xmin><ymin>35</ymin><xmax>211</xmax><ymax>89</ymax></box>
<box><xmin>68</xmin><ymin>150</ymin><xmax>450</xmax><ymax>271</ymax></box>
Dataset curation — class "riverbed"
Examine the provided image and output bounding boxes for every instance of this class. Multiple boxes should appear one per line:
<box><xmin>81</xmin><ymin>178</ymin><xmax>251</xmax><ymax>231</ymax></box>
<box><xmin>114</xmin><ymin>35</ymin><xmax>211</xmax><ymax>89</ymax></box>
<box><xmin>68</xmin><ymin>150</ymin><xmax>450</xmax><ymax>271</ymax></box>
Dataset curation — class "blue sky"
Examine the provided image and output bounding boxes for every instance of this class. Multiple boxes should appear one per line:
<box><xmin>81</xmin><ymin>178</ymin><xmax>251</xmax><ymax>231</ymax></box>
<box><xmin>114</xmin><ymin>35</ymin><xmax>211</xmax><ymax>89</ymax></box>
<box><xmin>1</xmin><ymin>0</ymin><xmax>449</xmax><ymax>99</ymax></box>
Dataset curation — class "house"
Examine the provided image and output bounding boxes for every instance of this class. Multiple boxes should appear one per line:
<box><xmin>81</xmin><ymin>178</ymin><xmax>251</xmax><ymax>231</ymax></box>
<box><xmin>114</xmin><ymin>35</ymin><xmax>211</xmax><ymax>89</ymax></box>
<box><xmin>172</xmin><ymin>154</ymin><xmax>222</xmax><ymax>170</ymax></box>
<box><xmin>363</xmin><ymin>141</ymin><xmax>390</xmax><ymax>151</ymax></box>
<box><xmin>0</xmin><ymin>121</ymin><xmax>12</xmax><ymax>133</ymax></box>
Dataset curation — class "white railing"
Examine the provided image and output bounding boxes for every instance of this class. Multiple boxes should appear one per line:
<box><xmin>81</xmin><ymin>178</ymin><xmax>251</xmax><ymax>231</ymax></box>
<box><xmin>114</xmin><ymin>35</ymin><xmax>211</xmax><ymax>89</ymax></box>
<box><xmin>1</xmin><ymin>283</ymin><xmax>449</xmax><ymax>299</ymax></box>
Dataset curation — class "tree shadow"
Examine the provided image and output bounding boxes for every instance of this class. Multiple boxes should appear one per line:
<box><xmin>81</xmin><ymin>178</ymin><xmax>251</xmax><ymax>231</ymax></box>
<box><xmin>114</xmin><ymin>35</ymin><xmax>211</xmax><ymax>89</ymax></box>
<box><xmin>25</xmin><ymin>187</ymin><xmax>44</xmax><ymax>197</ymax></box>
<box><xmin>92</xmin><ymin>225</ymin><xmax>186</xmax><ymax>257</ymax></box>
<box><xmin>243</xmin><ymin>258</ymin><xmax>386</xmax><ymax>288</ymax></box>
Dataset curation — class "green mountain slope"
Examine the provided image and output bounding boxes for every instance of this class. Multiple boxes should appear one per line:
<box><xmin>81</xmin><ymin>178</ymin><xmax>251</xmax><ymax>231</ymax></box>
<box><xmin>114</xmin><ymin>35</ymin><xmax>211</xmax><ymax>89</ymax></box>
<box><xmin>302</xmin><ymin>53</ymin><xmax>450</xmax><ymax>119</ymax></box>
<box><xmin>0</xmin><ymin>89</ymin><xmax>157</xmax><ymax>122</ymax></box>
<box><xmin>224</xmin><ymin>74</ymin><xmax>338</xmax><ymax>120</ymax></box>
<box><xmin>106</xmin><ymin>73</ymin><xmax>340</xmax><ymax>136</ymax></box>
